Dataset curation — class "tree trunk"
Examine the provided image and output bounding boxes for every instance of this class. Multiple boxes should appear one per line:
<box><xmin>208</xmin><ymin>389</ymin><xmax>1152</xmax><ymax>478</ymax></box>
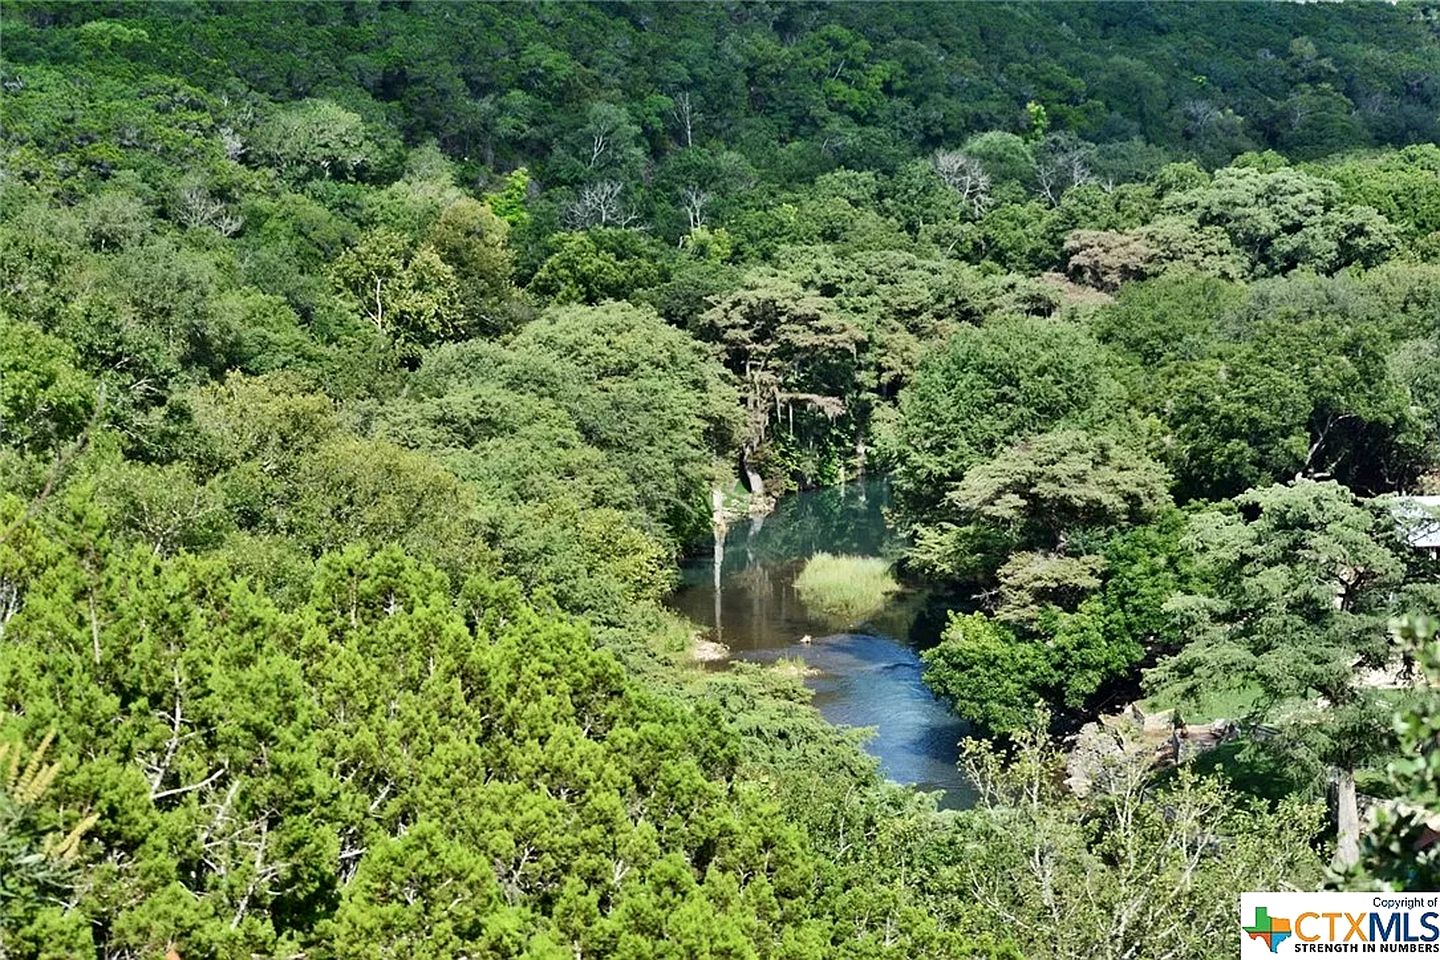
<box><xmin>712</xmin><ymin>519</ymin><xmax>724</xmax><ymax>644</ymax></box>
<box><xmin>740</xmin><ymin>448</ymin><xmax>764</xmax><ymax>498</ymax></box>
<box><xmin>711</xmin><ymin>487</ymin><xmax>726</xmax><ymax>642</ymax></box>
<box><xmin>1333</xmin><ymin>766</ymin><xmax>1360</xmax><ymax>872</ymax></box>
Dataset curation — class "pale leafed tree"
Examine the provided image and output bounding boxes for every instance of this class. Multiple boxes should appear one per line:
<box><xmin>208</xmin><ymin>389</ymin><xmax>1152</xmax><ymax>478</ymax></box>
<box><xmin>565</xmin><ymin>180</ymin><xmax>637</xmax><ymax>229</ymax></box>
<box><xmin>1034</xmin><ymin>134</ymin><xmax>1097</xmax><ymax>205</ymax></box>
<box><xmin>681</xmin><ymin>184</ymin><xmax>711</xmax><ymax>230</ymax></box>
<box><xmin>933</xmin><ymin>149</ymin><xmax>992</xmax><ymax>216</ymax></box>
<box><xmin>177</xmin><ymin>184</ymin><xmax>244</xmax><ymax>237</ymax></box>
<box><xmin>670</xmin><ymin>90</ymin><xmax>699</xmax><ymax>148</ymax></box>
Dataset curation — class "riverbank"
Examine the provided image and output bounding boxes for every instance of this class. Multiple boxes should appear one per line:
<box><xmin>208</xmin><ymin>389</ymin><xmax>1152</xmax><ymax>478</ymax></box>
<box><xmin>670</xmin><ymin>476</ymin><xmax>978</xmax><ymax>807</ymax></box>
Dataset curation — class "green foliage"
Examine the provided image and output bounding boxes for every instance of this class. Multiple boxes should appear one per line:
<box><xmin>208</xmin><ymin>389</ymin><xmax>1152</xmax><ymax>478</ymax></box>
<box><xmin>950</xmin><ymin>719</ymin><xmax>1324</xmax><ymax>959</ymax></box>
<box><xmin>1051</xmin><ymin>514</ymin><xmax>1201</xmax><ymax>700</ymax></box>
<box><xmin>0</xmin><ymin>321</ymin><xmax>97</xmax><ymax>456</ymax></box>
<box><xmin>528</xmin><ymin>230</ymin><xmax>670</xmax><ymax>305</ymax></box>
<box><xmin>1090</xmin><ymin>266</ymin><xmax>1440</xmax><ymax>502</ymax></box>
<box><xmin>909</xmin><ymin>428</ymin><xmax>1171</xmax><ymax>585</ymax></box>
<box><xmin>485</xmin><ymin>168</ymin><xmax>533</xmax><ymax>230</ymax></box>
<box><xmin>1150</xmin><ymin>480</ymin><xmax>1412</xmax><ymax>863</ymax></box>
<box><xmin>883</xmin><ymin>318</ymin><xmax>1120</xmax><ymax>521</ymax></box>
<box><xmin>921</xmin><ymin>482</ymin><xmax>1199</xmax><ymax>735</ymax></box>
<box><xmin>923</xmin><ymin>613</ymin><xmax>1049</xmax><ymax>735</ymax></box>
<box><xmin>963</xmin><ymin>132</ymin><xmax>1035</xmax><ymax>188</ymax></box>
<box><xmin>1163</xmin><ymin>165</ymin><xmax>1400</xmax><ymax>275</ymax></box>
<box><xmin>1064</xmin><ymin>219</ymin><xmax>1246</xmax><ymax>291</ymax></box>
<box><xmin>1350</xmin><ymin>615</ymin><xmax>1440</xmax><ymax>891</ymax></box>
<box><xmin>1154</xmin><ymin>480</ymin><xmax>1404</xmax><ymax>736</ymax></box>
<box><xmin>698</xmin><ymin>277</ymin><xmax>866</xmax><ymax>488</ymax></box>
<box><xmin>172</xmin><ymin>373</ymin><xmax>493</xmax><ymax>580</ymax></box>
<box><xmin>1315</xmin><ymin>145</ymin><xmax>1440</xmax><ymax>243</ymax></box>
<box><xmin>0</xmin><ymin>507</ymin><xmax>987</xmax><ymax>959</ymax></box>
<box><xmin>426</xmin><ymin>196</ymin><xmax>522</xmax><ymax>336</ymax></box>
<box><xmin>399</xmin><ymin>300</ymin><xmax>740</xmax><ymax>553</ymax></box>
<box><xmin>329</xmin><ymin>227</ymin><xmax>464</xmax><ymax>354</ymax></box>
<box><xmin>0</xmin><ymin>732</ymin><xmax>99</xmax><ymax>957</ymax></box>
<box><xmin>1</xmin><ymin>3</ymin><xmax>1438</xmax><ymax>952</ymax></box>
<box><xmin>253</xmin><ymin>98</ymin><xmax>382</xmax><ymax>182</ymax></box>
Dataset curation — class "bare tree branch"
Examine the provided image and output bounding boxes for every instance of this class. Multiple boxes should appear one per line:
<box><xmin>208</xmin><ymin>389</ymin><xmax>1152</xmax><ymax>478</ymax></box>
<box><xmin>933</xmin><ymin>150</ymin><xmax>992</xmax><ymax>216</ymax></box>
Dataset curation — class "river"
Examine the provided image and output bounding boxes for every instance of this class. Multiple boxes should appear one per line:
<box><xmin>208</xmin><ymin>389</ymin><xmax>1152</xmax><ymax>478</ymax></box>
<box><xmin>668</xmin><ymin>477</ymin><xmax>976</xmax><ymax>808</ymax></box>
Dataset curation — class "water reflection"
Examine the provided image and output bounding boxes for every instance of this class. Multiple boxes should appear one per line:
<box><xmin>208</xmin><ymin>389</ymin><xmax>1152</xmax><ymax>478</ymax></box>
<box><xmin>670</xmin><ymin>477</ymin><xmax>976</xmax><ymax>807</ymax></box>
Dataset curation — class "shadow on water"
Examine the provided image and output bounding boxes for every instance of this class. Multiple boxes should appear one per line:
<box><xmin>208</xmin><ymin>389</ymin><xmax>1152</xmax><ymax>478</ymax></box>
<box><xmin>669</xmin><ymin>477</ymin><xmax>977</xmax><ymax>808</ymax></box>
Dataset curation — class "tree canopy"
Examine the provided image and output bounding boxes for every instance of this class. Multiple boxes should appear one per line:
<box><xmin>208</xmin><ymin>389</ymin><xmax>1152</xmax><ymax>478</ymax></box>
<box><xmin>2</xmin><ymin>1</ymin><xmax>1439</xmax><ymax>955</ymax></box>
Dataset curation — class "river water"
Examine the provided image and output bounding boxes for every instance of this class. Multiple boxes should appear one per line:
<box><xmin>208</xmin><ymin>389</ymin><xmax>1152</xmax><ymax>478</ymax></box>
<box><xmin>668</xmin><ymin>477</ymin><xmax>976</xmax><ymax>807</ymax></box>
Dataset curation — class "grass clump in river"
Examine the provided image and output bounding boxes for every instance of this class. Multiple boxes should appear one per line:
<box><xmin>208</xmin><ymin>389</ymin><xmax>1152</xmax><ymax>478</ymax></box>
<box><xmin>771</xmin><ymin>657</ymin><xmax>819</xmax><ymax>680</ymax></box>
<box><xmin>794</xmin><ymin>553</ymin><xmax>898</xmax><ymax>627</ymax></box>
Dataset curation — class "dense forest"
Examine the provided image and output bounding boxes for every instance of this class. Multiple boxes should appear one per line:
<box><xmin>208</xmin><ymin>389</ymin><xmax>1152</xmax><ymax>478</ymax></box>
<box><xmin>2</xmin><ymin>2</ymin><xmax>1440</xmax><ymax>958</ymax></box>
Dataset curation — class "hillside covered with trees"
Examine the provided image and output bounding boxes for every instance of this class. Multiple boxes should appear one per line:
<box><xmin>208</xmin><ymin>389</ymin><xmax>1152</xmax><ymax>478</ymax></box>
<box><xmin>2</xmin><ymin>2</ymin><xmax>1439</xmax><ymax>958</ymax></box>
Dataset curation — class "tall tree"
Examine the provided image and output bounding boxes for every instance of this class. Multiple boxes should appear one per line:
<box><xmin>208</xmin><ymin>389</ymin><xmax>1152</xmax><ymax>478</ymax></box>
<box><xmin>910</xmin><ymin>428</ymin><xmax>1171</xmax><ymax>589</ymax></box>
<box><xmin>883</xmin><ymin>318</ymin><xmax>1120</xmax><ymax>522</ymax></box>
<box><xmin>697</xmin><ymin>278</ymin><xmax>865</xmax><ymax>492</ymax></box>
<box><xmin>1151</xmin><ymin>479</ymin><xmax>1407</xmax><ymax>868</ymax></box>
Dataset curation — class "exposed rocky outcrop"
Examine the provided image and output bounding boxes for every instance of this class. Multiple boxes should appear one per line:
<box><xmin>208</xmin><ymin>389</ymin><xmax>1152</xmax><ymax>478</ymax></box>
<box><xmin>1065</xmin><ymin>702</ymin><xmax>1238</xmax><ymax>797</ymax></box>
